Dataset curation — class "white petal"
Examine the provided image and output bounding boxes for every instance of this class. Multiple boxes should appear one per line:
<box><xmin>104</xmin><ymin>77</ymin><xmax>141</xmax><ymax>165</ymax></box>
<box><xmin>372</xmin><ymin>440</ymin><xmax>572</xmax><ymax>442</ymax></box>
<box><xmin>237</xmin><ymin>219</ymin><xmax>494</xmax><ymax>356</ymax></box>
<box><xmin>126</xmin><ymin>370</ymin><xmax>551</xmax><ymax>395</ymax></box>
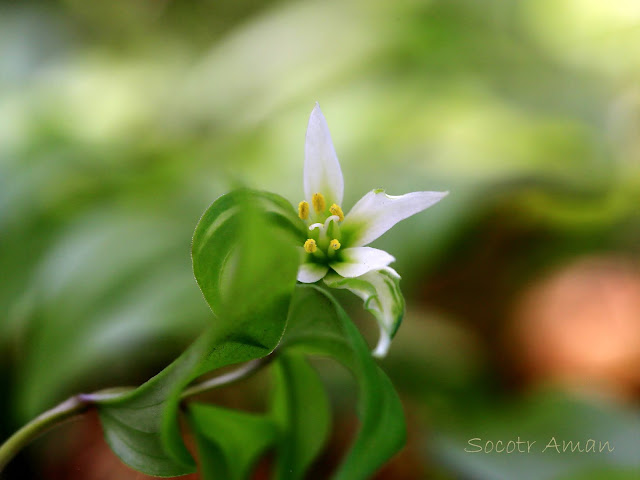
<box><xmin>341</xmin><ymin>190</ymin><xmax>448</xmax><ymax>247</ymax></box>
<box><xmin>373</xmin><ymin>330</ymin><xmax>392</xmax><ymax>358</ymax></box>
<box><xmin>324</xmin><ymin>267</ymin><xmax>404</xmax><ymax>358</ymax></box>
<box><xmin>329</xmin><ymin>247</ymin><xmax>394</xmax><ymax>278</ymax></box>
<box><xmin>297</xmin><ymin>263</ymin><xmax>329</xmax><ymax>283</ymax></box>
<box><xmin>304</xmin><ymin>103</ymin><xmax>344</xmax><ymax>208</ymax></box>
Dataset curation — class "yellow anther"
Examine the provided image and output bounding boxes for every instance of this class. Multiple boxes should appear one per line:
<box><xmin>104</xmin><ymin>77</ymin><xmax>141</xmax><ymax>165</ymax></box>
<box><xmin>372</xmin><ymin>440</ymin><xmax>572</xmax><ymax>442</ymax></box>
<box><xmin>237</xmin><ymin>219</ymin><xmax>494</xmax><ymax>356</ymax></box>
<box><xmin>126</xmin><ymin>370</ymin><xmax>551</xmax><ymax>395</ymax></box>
<box><xmin>298</xmin><ymin>201</ymin><xmax>309</xmax><ymax>220</ymax></box>
<box><xmin>312</xmin><ymin>193</ymin><xmax>326</xmax><ymax>213</ymax></box>
<box><xmin>304</xmin><ymin>239</ymin><xmax>317</xmax><ymax>253</ymax></box>
<box><xmin>329</xmin><ymin>204</ymin><xmax>344</xmax><ymax>222</ymax></box>
<box><xmin>329</xmin><ymin>239</ymin><xmax>341</xmax><ymax>250</ymax></box>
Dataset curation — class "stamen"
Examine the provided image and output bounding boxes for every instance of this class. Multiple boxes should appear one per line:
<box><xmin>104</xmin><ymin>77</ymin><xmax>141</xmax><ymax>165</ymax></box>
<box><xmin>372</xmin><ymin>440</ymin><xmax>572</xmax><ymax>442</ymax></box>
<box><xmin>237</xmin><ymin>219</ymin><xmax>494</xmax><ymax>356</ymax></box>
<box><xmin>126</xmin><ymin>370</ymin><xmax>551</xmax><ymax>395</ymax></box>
<box><xmin>329</xmin><ymin>239</ymin><xmax>341</xmax><ymax>250</ymax></box>
<box><xmin>329</xmin><ymin>204</ymin><xmax>344</xmax><ymax>222</ymax></box>
<box><xmin>303</xmin><ymin>239</ymin><xmax>317</xmax><ymax>253</ymax></box>
<box><xmin>312</xmin><ymin>193</ymin><xmax>326</xmax><ymax>213</ymax></box>
<box><xmin>298</xmin><ymin>201</ymin><xmax>309</xmax><ymax>220</ymax></box>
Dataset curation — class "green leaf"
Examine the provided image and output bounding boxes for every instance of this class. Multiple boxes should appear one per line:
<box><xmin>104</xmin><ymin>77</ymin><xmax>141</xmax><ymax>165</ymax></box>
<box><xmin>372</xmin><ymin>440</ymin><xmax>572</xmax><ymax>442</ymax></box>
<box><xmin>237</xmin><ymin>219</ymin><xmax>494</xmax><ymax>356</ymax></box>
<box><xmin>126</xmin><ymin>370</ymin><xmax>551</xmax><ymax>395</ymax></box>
<box><xmin>188</xmin><ymin>403</ymin><xmax>278</xmax><ymax>480</ymax></box>
<box><xmin>192</xmin><ymin>189</ymin><xmax>306</xmax><ymax>322</ymax></box>
<box><xmin>271</xmin><ymin>352</ymin><xmax>331</xmax><ymax>480</ymax></box>
<box><xmin>324</xmin><ymin>267</ymin><xmax>405</xmax><ymax>357</ymax></box>
<box><xmin>96</xmin><ymin>189</ymin><xmax>303</xmax><ymax>476</ymax></box>
<box><xmin>97</xmin><ymin>327</ymin><xmax>221</xmax><ymax>477</ymax></box>
<box><xmin>280</xmin><ymin>285</ymin><xmax>407</xmax><ymax>480</ymax></box>
<box><xmin>186</xmin><ymin>352</ymin><xmax>330</xmax><ymax>480</ymax></box>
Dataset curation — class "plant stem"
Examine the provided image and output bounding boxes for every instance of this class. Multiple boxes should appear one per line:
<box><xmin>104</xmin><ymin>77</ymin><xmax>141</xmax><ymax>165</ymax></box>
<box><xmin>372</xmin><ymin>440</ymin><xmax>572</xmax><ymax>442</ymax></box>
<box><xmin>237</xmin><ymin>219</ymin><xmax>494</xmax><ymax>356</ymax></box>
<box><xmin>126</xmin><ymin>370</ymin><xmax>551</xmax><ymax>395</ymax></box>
<box><xmin>0</xmin><ymin>396</ymin><xmax>86</xmax><ymax>472</ymax></box>
<box><xmin>0</xmin><ymin>355</ymin><xmax>274</xmax><ymax>472</ymax></box>
<box><xmin>180</xmin><ymin>354</ymin><xmax>274</xmax><ymax>399</ymax></box>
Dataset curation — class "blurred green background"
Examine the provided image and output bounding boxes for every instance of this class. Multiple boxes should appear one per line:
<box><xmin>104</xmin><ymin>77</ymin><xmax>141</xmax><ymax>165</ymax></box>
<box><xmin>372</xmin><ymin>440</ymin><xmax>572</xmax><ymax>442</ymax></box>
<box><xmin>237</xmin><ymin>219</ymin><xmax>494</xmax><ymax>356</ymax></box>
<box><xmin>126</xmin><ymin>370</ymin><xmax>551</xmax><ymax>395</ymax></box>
<box><xmin>1</xmin><ymin>0</ymin><xmax>639</xmax><ymax>478</ymax></box>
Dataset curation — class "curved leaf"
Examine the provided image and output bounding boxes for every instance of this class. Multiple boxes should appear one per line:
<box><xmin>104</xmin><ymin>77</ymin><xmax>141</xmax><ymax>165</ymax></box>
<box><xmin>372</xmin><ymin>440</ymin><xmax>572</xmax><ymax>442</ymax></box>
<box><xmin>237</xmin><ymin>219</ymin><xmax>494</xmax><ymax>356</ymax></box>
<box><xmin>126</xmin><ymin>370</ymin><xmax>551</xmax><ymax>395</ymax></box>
<box><xmin>186</xmin><ymin>352</ymin><xmax>330</xmax><ymax>480</ymax></box>
<box><xmin>188</xmin><ymin>403</ymin><xmax>278</xmax><ymax>480</ymax></box>
<box><xmin>96</xmin><ymin>189</ymin><xmax>303</xmax><ymax>476</ymax></box>
<box><xmin>271</xmin><ymin>352</ymin><xmax>331</xmax><ymax>480</ymax></box>
<box><xmin>192</xmin><ymin>189</ymin><xmax>306</xmax><ymax>320</ymax></box>
<box><xmin>97</xmin><ymin>327</ymin><xmax>221</xmax><ymax>477</ymax></box>
<box><xmin>280</xmin><ymin>285</ymin><xmax>407</xmax><ymax>480</ymax></box>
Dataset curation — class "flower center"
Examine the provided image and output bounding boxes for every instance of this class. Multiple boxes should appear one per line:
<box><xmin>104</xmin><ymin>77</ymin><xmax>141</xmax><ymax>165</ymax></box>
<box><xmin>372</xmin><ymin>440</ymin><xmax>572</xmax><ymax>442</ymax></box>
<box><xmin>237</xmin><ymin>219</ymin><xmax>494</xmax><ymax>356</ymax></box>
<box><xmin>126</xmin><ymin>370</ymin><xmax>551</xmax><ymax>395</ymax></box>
<box><xmin>298</xmin><ymin>192</ymin><xmax>344</xmax><ymax>260</ymax></box>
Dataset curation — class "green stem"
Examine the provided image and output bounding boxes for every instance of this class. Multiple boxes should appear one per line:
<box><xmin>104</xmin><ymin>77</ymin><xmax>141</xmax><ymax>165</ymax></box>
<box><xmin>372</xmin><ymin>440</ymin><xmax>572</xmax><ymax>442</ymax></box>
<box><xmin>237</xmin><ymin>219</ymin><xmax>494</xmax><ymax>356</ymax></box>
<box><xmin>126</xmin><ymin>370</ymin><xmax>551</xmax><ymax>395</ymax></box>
<box><xmin>0</xmin><ymin>355</ymin><xmax>274</xmax><ymax>472</ymax></box>
<box><xmin>0</xmin><ymin>396</ymin><xmax>86</xmax><ymax>472</ymax></box>
<box><xmin>180</xmin><ymin>353</ymin><xmax>275</xmax><ymax>398</ymax></box>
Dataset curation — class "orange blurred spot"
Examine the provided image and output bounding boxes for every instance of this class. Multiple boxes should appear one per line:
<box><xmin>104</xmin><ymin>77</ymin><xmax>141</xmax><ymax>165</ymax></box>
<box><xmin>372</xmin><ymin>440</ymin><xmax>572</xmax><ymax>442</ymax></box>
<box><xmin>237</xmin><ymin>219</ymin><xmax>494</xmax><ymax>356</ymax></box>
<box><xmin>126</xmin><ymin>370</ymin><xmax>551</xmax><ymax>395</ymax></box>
<box><xmin>509</xmin><ymin>256</ymin><xmax>640</xmax><ymax>398</ymax></box>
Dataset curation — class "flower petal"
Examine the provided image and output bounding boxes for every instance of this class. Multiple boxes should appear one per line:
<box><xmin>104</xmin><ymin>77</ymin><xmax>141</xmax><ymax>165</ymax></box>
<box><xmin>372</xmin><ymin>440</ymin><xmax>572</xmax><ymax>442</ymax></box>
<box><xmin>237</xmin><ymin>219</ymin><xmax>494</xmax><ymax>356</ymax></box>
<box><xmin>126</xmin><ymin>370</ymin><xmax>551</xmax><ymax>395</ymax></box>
<box><xmin>341</xmin><ymin>190</ymin><xmax>448</xmax><ymax>247</ymax></box>
<box><xmin>304</xmin><ymin>103</ymin><xmax>344</xmax><ymax>208</ymax></box>
<box><xmin>329</xmin><ymin>247</ymin><xmax>394</xmax><ymax>278</ymax></box>
<box><xmin>297</xmin><ymin>263</ymin><xmax>329</xmax><ymax>283</ymax></box>
<box><xmin>324</xmin><ymin>267</ymin><xmax>405</xmax><ymax>358</ymax></box>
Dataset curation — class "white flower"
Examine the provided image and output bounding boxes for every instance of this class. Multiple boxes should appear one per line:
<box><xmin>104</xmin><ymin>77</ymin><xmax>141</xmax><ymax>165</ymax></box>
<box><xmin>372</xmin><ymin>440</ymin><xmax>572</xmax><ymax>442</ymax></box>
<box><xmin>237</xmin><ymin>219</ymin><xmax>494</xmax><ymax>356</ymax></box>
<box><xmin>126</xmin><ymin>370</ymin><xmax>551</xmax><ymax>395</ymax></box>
<box><xmin>295</xmin><ymin>103</ymin><xmax>448</xmax><ymax>357</ymax></box>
